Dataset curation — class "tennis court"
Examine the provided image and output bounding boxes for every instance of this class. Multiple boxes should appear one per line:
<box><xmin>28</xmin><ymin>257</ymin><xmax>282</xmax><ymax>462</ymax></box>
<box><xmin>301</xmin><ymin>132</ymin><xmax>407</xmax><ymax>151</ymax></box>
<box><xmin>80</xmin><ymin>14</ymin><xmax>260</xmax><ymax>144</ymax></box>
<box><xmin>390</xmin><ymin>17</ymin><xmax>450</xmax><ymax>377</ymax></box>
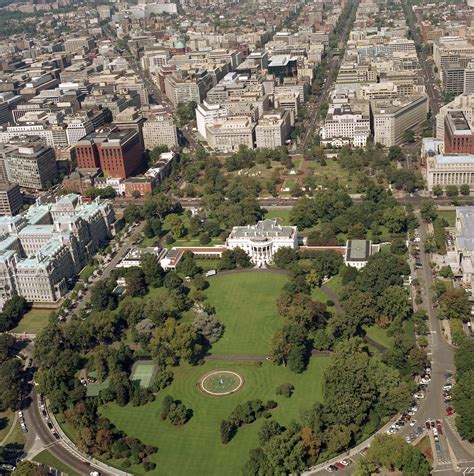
<box><xmin>130</xmin><ymin>360</ymin><xmax>157</xmax><ymax>388</ymax></box>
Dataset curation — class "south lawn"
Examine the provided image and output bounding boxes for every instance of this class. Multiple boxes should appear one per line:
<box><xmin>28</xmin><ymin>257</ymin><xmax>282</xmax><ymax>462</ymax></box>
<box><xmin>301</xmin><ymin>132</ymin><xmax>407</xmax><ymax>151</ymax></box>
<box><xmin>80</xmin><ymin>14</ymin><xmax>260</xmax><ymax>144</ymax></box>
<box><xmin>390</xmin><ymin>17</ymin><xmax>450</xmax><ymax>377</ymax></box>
<box><xmin>99</xmin><ymin>270</ymin><xmax>331</xmax><ymax>475</ymax></box>
<box><xmin>204</xmin><ymin>271</ymin><xmax>288</xmax><ymax>355</ymax></box>
<box><xmin>100</xmin><ymin>358</ymin><xmax>330</xmax><ymax>476</ymax></box>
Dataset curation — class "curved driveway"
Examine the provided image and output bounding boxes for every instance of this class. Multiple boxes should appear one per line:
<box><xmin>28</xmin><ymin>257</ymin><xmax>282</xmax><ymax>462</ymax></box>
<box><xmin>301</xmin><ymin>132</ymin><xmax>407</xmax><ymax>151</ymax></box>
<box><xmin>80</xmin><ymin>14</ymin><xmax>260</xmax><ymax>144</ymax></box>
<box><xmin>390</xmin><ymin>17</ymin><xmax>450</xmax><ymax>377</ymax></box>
<box><xmin>24</xmin><ymin>387</ymin><xmax>110</xmax><ymax>476</ymax></box>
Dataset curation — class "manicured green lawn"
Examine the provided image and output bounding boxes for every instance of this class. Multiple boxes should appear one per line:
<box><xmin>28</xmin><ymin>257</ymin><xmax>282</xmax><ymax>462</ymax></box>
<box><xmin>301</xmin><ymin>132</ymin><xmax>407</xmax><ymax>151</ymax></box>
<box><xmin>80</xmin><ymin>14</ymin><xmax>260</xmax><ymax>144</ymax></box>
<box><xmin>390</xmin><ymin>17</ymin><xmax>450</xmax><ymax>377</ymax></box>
<box><xmin>100</xmin><ymin>358</ymin><xmax>330</xmax><ymax>476</ymax></box>
<box><xmin>3</xmin><ymin>419</ymin><xmax>25</xmax><ymax>446</ymax></box>
<box><xmin>79</xmin><ymin>264</ymin><xmax>95</xmax><ymax>281</ymax></box>
<box><xmin>0</xmin><ymin>409</ymin><xmax>14</xmax><ymax>442</ymax></box>
<box><xmin>205</xmin><ymin>272</ymin><xmax>287</xmax><ymax>355</ymax></box>
<box><xmin>12</xmin><ymin>309</ymin><xmax>51</xmax><ymax>334</ymax></box>
<box><xmin>325</xmin><ymin>276</ymin><xmax>343</xmax><ymax>295</ymax></box>
<box><xmin>264</xmin><ymin>209</ymin><xmax>293</xmax><ymax>225</ymax></box>
<box><xmin>438</xmin><ymin>210</ymin><xmax>456</xmax><ymax>227</ymax></box>
<box><xmin>33</xmin><ymin>450</ymin><xmax>81</xmax><ymax>476</ymax></box>
<box><xmin>363</xmin><ymin>325</ymin><xmax>393</xmax><ymax>349</ymax></box>
<box><xmin>312</xmin><ymin>286</ymin><xmax>331</xmax><ymax>304</ymax></box>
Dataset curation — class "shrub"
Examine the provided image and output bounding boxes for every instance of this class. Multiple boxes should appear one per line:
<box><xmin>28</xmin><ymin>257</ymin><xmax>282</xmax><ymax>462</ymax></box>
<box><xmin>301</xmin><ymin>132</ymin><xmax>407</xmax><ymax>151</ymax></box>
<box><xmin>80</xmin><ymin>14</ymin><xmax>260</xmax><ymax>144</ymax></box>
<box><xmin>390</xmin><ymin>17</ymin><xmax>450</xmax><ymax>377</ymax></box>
<box><xmin>276</xmin><ymin>383</ymin><xmax>295</xmax><ymax>398</ymax></box>
<box><xmin>122</xmin><ymin>459</ymin><xmax>131</xmax><ymax>468</ymax></box>
<box><xmin>143</xmin><ymin>461</ymin><xmax>157</xmax><ymax>471</ymax></box>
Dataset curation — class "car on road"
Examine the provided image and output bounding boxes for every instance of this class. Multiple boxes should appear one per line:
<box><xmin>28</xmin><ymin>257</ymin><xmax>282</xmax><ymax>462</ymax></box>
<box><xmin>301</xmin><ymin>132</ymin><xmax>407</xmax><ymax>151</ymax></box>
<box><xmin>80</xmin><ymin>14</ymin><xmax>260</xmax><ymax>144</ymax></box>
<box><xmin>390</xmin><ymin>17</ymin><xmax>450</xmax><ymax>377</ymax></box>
<box><xmin>436</xmin><ymin>420</ymin><xmax>443</xmax><ymax>434</ymax></box>
<box><xmin>433</xmin><ymin>427</ymin><xmax>438</xmax><ymax>436</ymax></box>
<box><xmin>414</xmin><ymin>392</ymin><xmax>425</xmax><ymax>400</ymax></box>
<box><xmin>46</xmin><ymin>420</ymin><xmax>53</xmax><ymax>430</ymax></box>
<box><xmin>52</xmin><ymin>431</ymin><xmax>60</xmax><ymax>440</ymax></box>
<box><xmin>443</xmin><ymin>384</ymin><xmax>452</xmax><ymax>391</ymax></box>
<box><xmin>410</xmin><ymin>420</ymin><xmax>417</xmax><ymax>427</ymax></box>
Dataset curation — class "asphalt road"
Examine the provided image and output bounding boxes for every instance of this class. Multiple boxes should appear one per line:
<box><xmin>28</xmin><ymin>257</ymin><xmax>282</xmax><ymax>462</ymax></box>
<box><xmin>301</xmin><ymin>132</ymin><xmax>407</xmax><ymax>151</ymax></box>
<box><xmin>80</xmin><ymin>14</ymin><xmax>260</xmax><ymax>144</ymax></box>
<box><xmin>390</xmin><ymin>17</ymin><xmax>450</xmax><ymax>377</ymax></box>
<box><xmin>75</xmin><ymin>221</ymin><xmax>145</xmax><ymax>314</ymax></box>
<box><xmin>298</xmin><ymin>3</ymin><xmax>358</xmax><ymax>153</ymax></box>
<box><xmin>23</xmin><ymin>387</ymin><xmax>109</xmax><ymax>476</ymax></box>
<box><xmin>403</xmin><ymin>0</ymin><xmax>441</xmax><ymax>119</ymax></box>
<box><xmin>413</xmin><ymin>215</ymin><xmax>474</xmax><ymax>474</ymax></box>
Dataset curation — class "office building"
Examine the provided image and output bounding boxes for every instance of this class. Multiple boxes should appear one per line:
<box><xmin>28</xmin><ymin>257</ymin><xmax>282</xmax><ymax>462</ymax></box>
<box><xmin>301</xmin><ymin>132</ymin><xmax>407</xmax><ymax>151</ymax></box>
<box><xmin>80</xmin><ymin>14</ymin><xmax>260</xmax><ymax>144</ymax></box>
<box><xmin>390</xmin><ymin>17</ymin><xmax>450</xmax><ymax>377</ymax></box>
<box><xmin>206</xmin><ymin>117</ymin><xmax>256</xmax><ymax>152</ymax></box>
<box><xmin>6</xmin><ymin>139</ymin><xmax>58</xmax><ymax>190</ymax></box>
<box><xmin>75</xmin><ymin>129</ymin><xmax>144</xmax><ymax>179</ymax></box>
<box><xmin>0</xmin><ymin>194</ymin><xmax>116</xmax><ymax>308</ymax></box>
<box><xmin>444</xmin><ymin>111</ymin><xmax>474</xmax><ymax>154</ymax></box>
<box><xmin>442</xmin><ymin>63</ymin><xmax>465</xmax><ymax>95</ymax></box>
<box><xmin>371</xmin><ymin>95</ymin><xmax>429</xmax><ymax>147</ymax></box>
<box><xmin>426</xmin><ymin>153</ymin><xmax>474</xmax><ymax>192</ymax></box>
<box><xmin>142</xmin><ymin>113</ymin><xmax>178</xmax><ymax>150</ymax></box>
<box><xmin>255</xmin><ymin>110</ymin><xmax>291</xmax><ymax>148</ymax></box>
<box><xmin>0</xmin><ymin>183</ymin><xmax>22</xmax><ymax>216</ymax></box>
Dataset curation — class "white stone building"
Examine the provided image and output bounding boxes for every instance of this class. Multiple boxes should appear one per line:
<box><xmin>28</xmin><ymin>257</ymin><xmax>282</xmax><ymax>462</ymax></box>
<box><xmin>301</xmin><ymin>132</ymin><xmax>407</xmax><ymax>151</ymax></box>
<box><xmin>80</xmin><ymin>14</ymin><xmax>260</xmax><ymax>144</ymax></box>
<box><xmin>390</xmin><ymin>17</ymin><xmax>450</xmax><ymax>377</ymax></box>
<box><xmin>0</xmin><ymin>194</ymin><xmax>116</xmax><ymax>308</ymax></box>
<box><xmin>226</xmin><ymin>219</ymin><xmax>298</xmax><ymax>266</ymax></box>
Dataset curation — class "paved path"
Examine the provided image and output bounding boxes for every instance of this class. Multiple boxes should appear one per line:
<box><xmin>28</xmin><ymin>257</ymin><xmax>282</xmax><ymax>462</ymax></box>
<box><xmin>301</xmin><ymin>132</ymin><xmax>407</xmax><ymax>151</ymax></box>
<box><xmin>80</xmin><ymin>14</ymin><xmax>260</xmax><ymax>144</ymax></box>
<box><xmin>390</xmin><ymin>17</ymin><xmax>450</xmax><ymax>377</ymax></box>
<box><xmin>206</xmin><ymin>350</ymin><xmax>332</xmax><ymax>362</ymax></box>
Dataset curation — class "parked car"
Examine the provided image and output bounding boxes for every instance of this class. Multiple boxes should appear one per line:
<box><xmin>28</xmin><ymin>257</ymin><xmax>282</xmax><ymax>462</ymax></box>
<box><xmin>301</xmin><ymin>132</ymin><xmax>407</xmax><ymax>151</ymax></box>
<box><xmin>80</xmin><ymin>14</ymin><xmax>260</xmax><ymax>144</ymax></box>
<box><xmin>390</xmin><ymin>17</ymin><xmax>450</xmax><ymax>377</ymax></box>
<box><xmin>425</xmin><ymin>420</ymin><xmax>431</xmax><ymax>430</ymax></box>
<box><xmin>410</xmin><ymin>420</ymin><xmax>417</xmax><ymax>427</ymax></box>
<box><xmin>334</xmin><ymin>462</ymin><xmax>345</xmax><ymax>469</ymax></box>
<box><xmin>326</xmin><ymin>465</ymin><xmax>338</xmax><ymax>472</ymax></box>
<box><xmin>340</xmin><ymin>459</ymin><xmax>352</xmax><ymax>467</ymax></box>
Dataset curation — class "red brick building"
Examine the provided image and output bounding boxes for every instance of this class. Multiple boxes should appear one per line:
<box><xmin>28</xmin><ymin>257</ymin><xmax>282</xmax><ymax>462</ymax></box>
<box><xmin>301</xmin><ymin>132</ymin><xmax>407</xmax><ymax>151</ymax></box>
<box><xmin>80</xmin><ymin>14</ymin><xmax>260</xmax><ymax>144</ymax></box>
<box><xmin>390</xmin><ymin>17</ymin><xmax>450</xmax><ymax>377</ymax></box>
<box><xmin>444</xmin><ymin>111</ymin><xmax>474</xmax><ymax>154</ymax></box>
<box><xmin>75</xmin><ymin>128</ymin><xmax>144</xmax><ymax>178</ymax></box>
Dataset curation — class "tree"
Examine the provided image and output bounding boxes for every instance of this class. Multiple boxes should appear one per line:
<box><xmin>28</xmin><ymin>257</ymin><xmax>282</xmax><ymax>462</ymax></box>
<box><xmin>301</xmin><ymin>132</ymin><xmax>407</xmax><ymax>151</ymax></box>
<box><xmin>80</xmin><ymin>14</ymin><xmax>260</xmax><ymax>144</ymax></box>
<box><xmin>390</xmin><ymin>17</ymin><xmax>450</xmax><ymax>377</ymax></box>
<box><xmin>263</xmin><ymin>428</ymin><xmax>306</xmax><ymax>474</ymax></box>
<box><xmin>165</xmin><ymin>214</ymin><xmax>186</xmax><ymax>239</ymax></box>
<box><xmin>149</xmin><ymin>145</ymin><xmax>169</xmax><ymax>164</ymax></box>
<box><xmin>403</xmin><ymin>129</ymin><xmax>415</xmax><ymax>143</ymax></box>
<box><xmin>234</xmin><ymin>247</ymin><xmax>252</xmax><ymax>268</ymax></box>
<box><xmin>270</xmin><ymin>325</ymin><xmax>307</xmax><ymax>367</ymax></box>
<box><xmin>446</xmin><ymin>185</ymin><xmax>459</xmax><ymax>197</ymax></box>
<box><xmin>0</xmin><ymin>358</ymin><xmax>24</xmax><ymax>411</ymax></box>
<box><xmin>258</xmin><ymin>420</ymin><xmax>284</xmax><ymax>445</ymax></box>
<box><xmin>140</xmin><ymin>253</ymin><xmax>164</xmax><ymax>288</ymax></box>
<box><xmin>143</xmin><ymin>218</ymin><xmax>161</xmax><ymax>239</ymax></box>
<box><xmin>388</xmin><ymin>145</ymin><xmax>404</xmax><ymax>161</ymax></box>
<box><xmin>277</xmin><ymin>293</ymin><xmax>329</xmax><ymax>330</ymax></box>
<box><xmin>124</xmin><ymin>267</ymin><xmax>147</xmax><ymax>298</ymax></box>
<box><xmin>272</xmin><ymin>247</ymin><xmax>298</xmax><ymax>268</ymax></box>
<box><xmin>123</xmin><ymin>204</ymin><xmax>143</xmax><ymax>223</ymax></box>
<box><xmin>361</xmin><ymin>434</ymin><xmax>430</xmax><ymax>475</ymax></box>
<box><xmin>150</xmin><ymin>318</ymin><xmax>202</xmax><ymax>366</ymax></box>
<box><xmin>177</xmin><ymin>251</ymin><xmax>201</xmax><ymax>277</ymax></box>
<box><xmin>383</xmin><ymin>206</ymin><xmax>407</xmax><ymax>234</ymax></box>
<box><xmin>325</xmin><ymin>424</ymin><xmax>352</xmax><ymax>454</ymax></box>
<box><xmin>193</xmin><ymin>313</ymin><xmax>224</xmax><ymax>344</ymax></box>
<box><xmin>163</xmin><ymin>271</ymin><xmax>183</xmax><ymax>290</ymax></box>
<box><xmin>287</xmin><ymin>345</ymin><xmax>307</xmax><ymax>373</ymax></box>
<box><xmin>275</xmin><ymin>383</ymin><xmax>294</xmax><ymax>398</ymax></box>
<box><xmin>453</xmin><ymin>371</ymin><xmax>474</xmax><ymax>441</ymax></box>
<box><xmin>377</xmin><ymin>286</ymin><xmax>411</xmax><ymax>325</ymax></box>
<box><xmin>219</xmin><ymin>249</ymin><xmax>236</xmax><ymax>270</ymax></box>
<box><xmin>0</xmin><ymin>334</ymin><xmax>15</xmax><ymax>364</ymax></box>
<box><xmin>290</xmin><ymin>198</ymin><xmax>318</xmax><ymax>229</ymax></box>
<box><xmin>0</xmin><ymin>296</ymin><xmax>27</xmax><ymax>332</ymax></box>
<box><xmin>439</xmin><ymin>288</ymin><xmax>470</xmax><ymax>321</ymax></box>
<box><xmin>433</xmin><ymin>184</ymin><xmax>443</xmax><ymax>197</ymax></box>
<box><xmin>12</xmin><ymin>462</ymin><xmax>48</xmax><ymax>476</ymax></box>
<box><xmin>90</xmin><ymin>279</ymin><xmax>116</xmax><ymax>311</ymax></box>
<box><xmin>460</xmin><ymin>184</ymin><xmax>470</xmax><ymax>196</ymax></box>
<box><xmin>420</xmin><ymin>200</ymin><xmax>438</xmax><ymax>222</ymax></box>
<box><xmin>356</xmin><ymin>253</ymin><xmax>408</xmax><ymax>295</ymax></box>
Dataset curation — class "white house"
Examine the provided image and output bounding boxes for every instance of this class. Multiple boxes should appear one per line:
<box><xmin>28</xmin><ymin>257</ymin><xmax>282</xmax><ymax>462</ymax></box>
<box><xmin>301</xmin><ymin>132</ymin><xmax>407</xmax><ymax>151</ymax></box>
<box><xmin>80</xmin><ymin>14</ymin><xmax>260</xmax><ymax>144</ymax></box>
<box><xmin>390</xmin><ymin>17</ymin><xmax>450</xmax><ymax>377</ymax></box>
<box><xmin>226</xmin><ymin>219</ymin><xmax>298</xmax><ymax>266</ymax></box>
